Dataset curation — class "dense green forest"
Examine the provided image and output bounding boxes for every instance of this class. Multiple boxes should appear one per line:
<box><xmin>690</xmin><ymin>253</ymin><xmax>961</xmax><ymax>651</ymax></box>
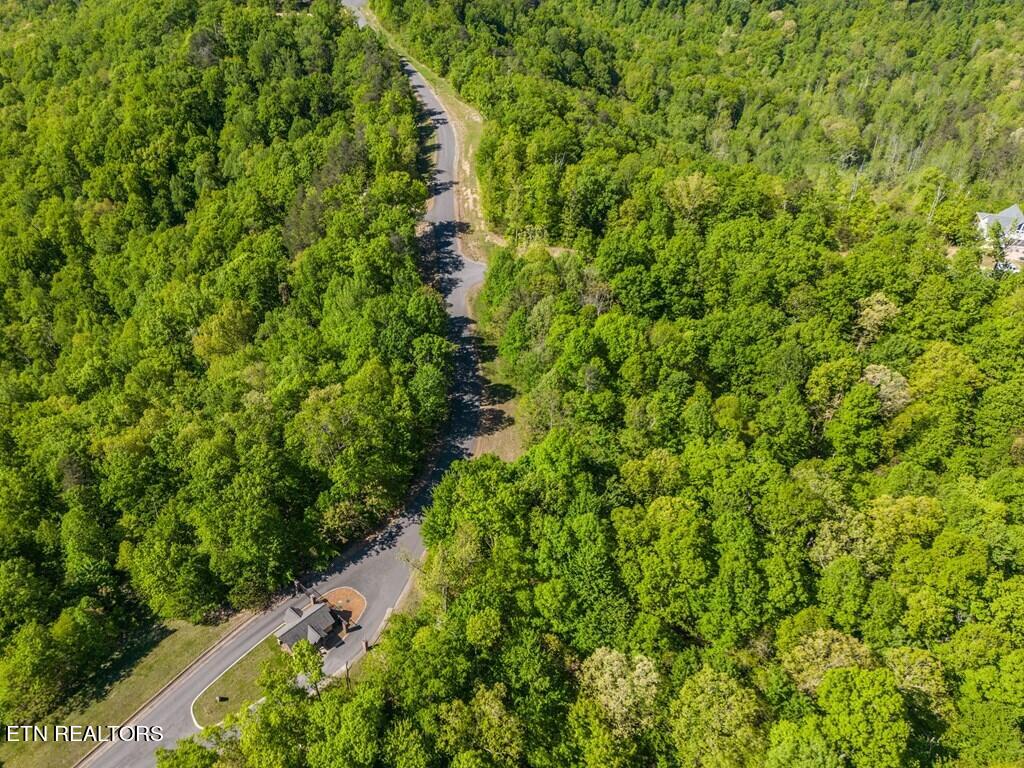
<box><xmin>162</xmin><ymin>0</ymin><xmax>1024</xmax><ymax>767</ymax></box>
<box><xmin>0</xmin><ymin>0</ymin><xmax>449</xmax><ymax>722</ymax></box>
<box><xmin>377</xmin><ymin>0</ymin><xmax>1024</xmax><ymax>246</ymax></box>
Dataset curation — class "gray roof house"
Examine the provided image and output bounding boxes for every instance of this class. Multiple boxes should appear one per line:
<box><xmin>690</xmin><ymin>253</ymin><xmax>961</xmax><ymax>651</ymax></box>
<box><xmin>274</xmin><ymin>600</ymin><xmax>336</xmax><ymax>650</ymax></box>
<box><xmin>977</xmin><ymin>204</ymin><xmax>1024</xmax><ymax>268</ymax></box>
<box><xmin>977</xmin><ymin>204</ymin><xmax>1024</xmax><ymax>240</ymax></box>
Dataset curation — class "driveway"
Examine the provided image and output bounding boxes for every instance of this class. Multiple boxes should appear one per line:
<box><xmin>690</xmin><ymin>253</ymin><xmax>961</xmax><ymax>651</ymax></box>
<box><xmin>76</xmin><ymin>2</ymin><xmax>483</xmax><ymax>764</ymax></box>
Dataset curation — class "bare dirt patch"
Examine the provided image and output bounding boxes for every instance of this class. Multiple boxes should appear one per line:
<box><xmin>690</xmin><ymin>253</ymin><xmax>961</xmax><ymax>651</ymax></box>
<box><xmin>365</xmin><ymin>9</ymin><xmax>497</xmax><ymax>265</ymax></box>
<box><xmin>323</xmin><ymin>587</ymin><xmax>366</xmax><ymax>628</ymax></box>
<box><xmin>473</xmin><ymin>397</ymin><xmax>523</xmax><ymax>461</ymax></box>
<box><xmin>471</xmin><ymin>348</ymin><xmax>525</xmax><ymax>461</ymax></box>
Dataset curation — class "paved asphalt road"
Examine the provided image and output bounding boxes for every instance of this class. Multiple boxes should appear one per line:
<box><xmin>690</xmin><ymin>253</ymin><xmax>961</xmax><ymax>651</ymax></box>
<box><xmin>78</xmin><ymin>3</ymin><xmax>484</xmax><ymax>765</ymax></box>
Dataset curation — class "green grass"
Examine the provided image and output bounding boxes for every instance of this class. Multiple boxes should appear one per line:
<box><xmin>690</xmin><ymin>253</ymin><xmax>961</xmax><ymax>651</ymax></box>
<box><xmin>0</xmin><ymin>618</ymin><xmax>241</xmax><ymax>768</ymax></box>
<box><xmin>364</xmin><ymin>8</ymin><xmax>497</xmax><ymax>262</ymax></box>
<box><xmin>192</xmin><ymin>636</ymin><xmax>288</xmax><ymax>728</ymax></box>
<box><xmin>368</xmin><ymin>13</ymin><xmax>483</xmax><ymax>171</ymax></box>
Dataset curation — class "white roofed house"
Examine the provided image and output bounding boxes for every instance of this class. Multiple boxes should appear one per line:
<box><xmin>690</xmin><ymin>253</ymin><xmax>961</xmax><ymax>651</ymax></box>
<box><xmin>977</xmin><ymin>204</ymin><xmax>1024</xmax><ymax>270</ymax></box>
<box><xmin>274</xmin><ymin>600</ymin><xmax>338</xmax><ymax>652</ymax></box>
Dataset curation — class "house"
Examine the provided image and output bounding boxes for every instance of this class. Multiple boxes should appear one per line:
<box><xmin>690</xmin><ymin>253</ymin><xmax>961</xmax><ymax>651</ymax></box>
<box><xmin>274</xmin><ymin>599</ymin><xmax>337</xmax><ymax>652</ymax></box>
<box><xmin>977</xmin><ymin>204</ymin><xmax>1024</xmax><ymax>267</ymax></box>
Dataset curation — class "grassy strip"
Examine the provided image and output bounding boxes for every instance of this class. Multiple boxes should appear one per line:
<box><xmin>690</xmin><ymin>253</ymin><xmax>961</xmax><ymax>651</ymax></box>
<box><xmin>472</xmin><ymin>357</ymin><xmax>525</xmax><ymax>462</ymax></box>
<box><xmin>363</xmin><ymin>8</ymin><xmax>497</xmax><ymax>262</ymax></box>
<box><xmin>3</xmin><ymin>13</ymin><xmax>489</xmax><ymax>768</ymax></box>
<box><xmin>191</xmin><ymin>636</ymin><xmax>288</xmax><ymax>728</ymax></box>
<box><xmin>364</xmin><ymin>8</ymin><xmax>523</xmax><ymax>459</ymax></box>
<box><xmin>0</xmin><ymin>618</ymin><xmax>242</xmax><ymax>768</ymax></box>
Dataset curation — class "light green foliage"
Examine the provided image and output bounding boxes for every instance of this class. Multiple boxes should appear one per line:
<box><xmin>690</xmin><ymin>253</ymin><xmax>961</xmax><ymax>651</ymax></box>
<box><xmin>384</xmin><ymin>720</ymin><xmax>431</xmax><ymax>768</ymax></box>
<box><xmin>439</xmin><ymin>684</ymin><xmax>524</xmax><ymax>766</ymax></box>
<box><xmin>579</xmin><ymin>647</ymin><xmax>659</xmax><ymax>737</ymax></box>
<box><xmin>613</xmin><ymin>496</ymin><xmax>710</xmax><ymax>633</ymax></box>
<box><xmin>766</xmin><ymin>717</ymin><xmax>843</xmax><ymax>768</ymax></box>
<box><xmin>465</xmin><ymin>608</ymin><xmax>502</xmax><ymax>650</ymax></box>
<box><xmin>817</xmin><ymin>556</ymin><xmax>867</xmax><ymax>632</ymax></box>
<box><xmin>0</xmin><ymin>622</ymin><xmax>64</xmax><ymax>722</ymax></box>
<box><xmin>0</xmin><ymin>0</ymin><xmax>446</xmax><ymax>721</ymax></box>
<box><xmin>291</xmin><ymin>639</ymin><xmax>325</xmax><ymax>697</ymax></box>
<box><xmin>818</xmin><ymin>668</ymin><xmax>910</xmax><ymax>768</ymax></box>
<box><xmin>882</xmin><ymin>646</ymin><xmax>952</xmax><ymax>719</ymax></box>
<box><xmin>131</xmin><ymin>0</ymin><xmax>1024</xmax><ymax>765</ymax></box>
<box><xmin>781</xmin><ymin>629</ymin><xmax>876</xmax><ymax>694</ymax></box>
<box><xmin>308</xmin><ymin>685</ymin><xmax>385</xmax><ymax>768</ymax></box>
<box><xmin>155</xmin><ymin>740</ymin><xmax>218</xmax><ymax>768</ymax></box>
<box><xmin>381</xmin><ymin>0</ymin><xmax>1024</xmax><ymax>240</ymax></box>
<box><xmin>670</xmin><ymin>667</ymin><xmax>765</xmax><ymax>768</ymax></box>
<box><xmin>0</xmin><ymin>558</ymin><xmax>49</xmax><ymax>642</ymax></box>
<box><xmin>569</xmin><ymin>698</ymin><xmax>637</xmax><ymax>768</ymax></box>
<box><xmin>237</xmin><ymin>660</ymin><xmax>310</xmax><ymax>768</ymax></box>
<box><xmin>825</xmin><ymin>382</ymin><xmax>883</xmax><ymax>470</ymax></box>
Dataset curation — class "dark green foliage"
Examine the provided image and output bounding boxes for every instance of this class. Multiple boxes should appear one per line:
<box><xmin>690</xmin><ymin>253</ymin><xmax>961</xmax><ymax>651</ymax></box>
<box><xmin>0</xmin><ymin>0</ymin><xmax>447</xmax><ymax>721</ymax></box>
<box><xmin>173</xmin><ymin>0</ymin><xmax>1024</xmax><ymax>765</ymax></box>
<box><xmin>375</xmin><ymin>0</ymin><xmax>1023</xmax><ymax>247</ymax></box>
<box><xmin>51</xmin><ymin>0</ymin><xmax>1024</xmax><ymax>764</ymax></box>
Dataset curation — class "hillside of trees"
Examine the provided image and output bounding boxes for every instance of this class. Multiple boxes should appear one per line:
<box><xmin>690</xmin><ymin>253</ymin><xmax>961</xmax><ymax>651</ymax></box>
<box><xmin>0</xmin><ymin>0</ymin><xmax>449</xmax><ymax>722</ymax></box>
<box><xmin>162</xmin><ymin>0</ymin><xmax>1024</xmax><ymax>767</ymax></box>
<box><xmin>164</xmin><ymin>180</ymin><xmax>1024</xmax><ymax>768</ymax></box>
<box><xmin>375</xmin><ymin>0</ymin><xmax>1024</xmax><ymax>247</ymax></box>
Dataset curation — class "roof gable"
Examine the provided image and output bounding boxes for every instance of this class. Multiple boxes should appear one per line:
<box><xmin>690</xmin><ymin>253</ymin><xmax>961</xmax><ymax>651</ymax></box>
<box><xmin>1000</xmin><ymin>204</ymin><xmax>1024</xmax><ymax>221</ymax></box>
<box><xmin>978</xmin><ymin>204</ymin><xmax>1024</xmax><ymax>237</ymax></box>
<box><xmin>275</xmin><ymin>600</ymin><xmax>336</xmax><ymax>645</ymax></box>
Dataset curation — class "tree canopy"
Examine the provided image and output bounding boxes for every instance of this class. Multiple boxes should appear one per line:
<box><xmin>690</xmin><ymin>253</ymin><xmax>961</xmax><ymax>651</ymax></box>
<box><xmin>8</xmin><ymin>0</ymin><xmax>1024</xmax><ymax>764</ymax></box>
<box><xmin>162</xmin><ymin>0</ymin><xmax>1024</xmax><ymax>765</ymax></box>
<box><xmin>0</xmin><ymin>0</ymin><xmax>446</xmax><ymax>722</ymax></box>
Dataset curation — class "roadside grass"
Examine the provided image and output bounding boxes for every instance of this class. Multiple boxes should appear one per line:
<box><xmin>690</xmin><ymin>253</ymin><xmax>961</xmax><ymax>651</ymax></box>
<box><xmin>343</xmin><ymin>577</ymin><xmax>425</xmax><ymax>689</ymax></box>
<box><xmin>4</xmin><ymin>14</ymin><xmax>500</xmax><ymax>768</ymax></box>
<box><xmin>0</xmin><ymin>618</ymin><xmax>242</xmax><ymax>768</ymax></box>
<box><xmin>364</xmin><ymin>8</ymin><xmax>523</xmax><ymax>460</ymax></box>
<box><xmin>473</xmin><ymin>356</ymin><xmax>525</xmax><ymax>461</ymax></box>
<box><xmin>190</xmin><ymin>580</ymin><xmax>416</xmax><ymax>718</ymax></box>
<box><xmin>363</xmin><ymin>8</ymin><xmax>500</xmax><ymax>264</ymax></box>
<box><xmin>192</xmin><ymin>636</ymin><xmax>288</xmax><ymax>728</ymax></box>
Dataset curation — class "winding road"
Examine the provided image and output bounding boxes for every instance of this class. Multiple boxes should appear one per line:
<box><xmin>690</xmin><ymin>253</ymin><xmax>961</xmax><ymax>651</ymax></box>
<box><xmin>77</xmin><ymin>3</ymin><xmax>484</xmax><ymax>765</ymax></box>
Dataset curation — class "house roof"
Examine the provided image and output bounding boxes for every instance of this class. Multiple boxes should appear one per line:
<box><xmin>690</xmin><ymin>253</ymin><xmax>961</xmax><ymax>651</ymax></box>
<box><xmin>977</xmin><ymin>204</ymin><xmax>1024</xmax><ymax>238</ymax></box>
<box><xmin>275</xmin><ymin>601</ymin><xmax>335</xmax><ymax>647</ymax></box>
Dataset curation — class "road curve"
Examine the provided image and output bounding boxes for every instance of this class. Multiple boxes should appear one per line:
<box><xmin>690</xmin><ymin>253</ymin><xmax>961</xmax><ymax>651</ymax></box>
<box><xmin>76</xmin><ymin>3</ymin><xmax>483</xmax><ymax>766</ymax></box>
